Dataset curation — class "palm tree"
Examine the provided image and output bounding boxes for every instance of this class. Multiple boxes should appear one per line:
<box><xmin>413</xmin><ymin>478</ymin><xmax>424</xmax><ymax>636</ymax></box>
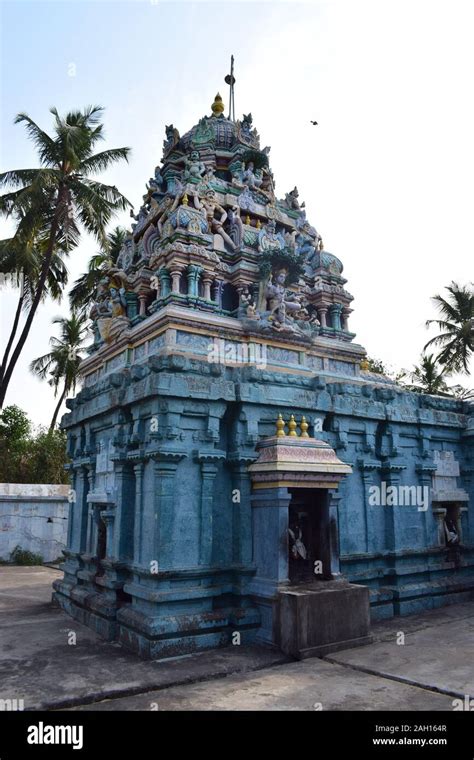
<box><xmin>401</xmin><ymin>353</ymin><xmax>450</xmax><ymax>396</ymax></box>
<box><xmin>0</xmin><ymin>231</ymin><xmax>69</xmax><ymax>386</ymax></box>
<box><xmin>69</xmin><ymin>225</ymin><xmax>127</xmax><ymax>315</ymax></box>
<box><xmin>30</xmin><ymin>312</ymin><xmax>89</xmax><ymax>430</ymax></box>
<box><xmin>0</xmin><ymin>105</ymin><xmax>131</xmax><ymax>407</ymax></box>
<box><xmin>424</xmin><ymin>282</ymin><xmax>474</xmax><ymax>374</ymax></box>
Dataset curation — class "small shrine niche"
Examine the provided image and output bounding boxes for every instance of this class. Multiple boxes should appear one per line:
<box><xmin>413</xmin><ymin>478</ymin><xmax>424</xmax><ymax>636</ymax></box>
<box><xmin>431</xmin><ymin>451</ymin><xmax>469</xmax><ymax>548</ymax></box>
<box><xmin>288</xmin><ymin>488</ymin><xmax>332</xmax><ymax>583</ymax></box>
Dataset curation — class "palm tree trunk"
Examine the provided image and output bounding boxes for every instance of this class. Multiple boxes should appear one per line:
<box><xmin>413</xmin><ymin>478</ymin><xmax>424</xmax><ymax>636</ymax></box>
<box><xmin>50</xmin><ymin>383</ymin><xmax>67</xmax><ymax>431</ymax></box>
<box><xmin>0</xmin><ymin>292</ymin><xmax>23</xmax><ymax>383</ymax></box>
<box><xmin>0</xmin><ymin>203</ymin><xmax>62</xmax><ymax>408</ymax></box>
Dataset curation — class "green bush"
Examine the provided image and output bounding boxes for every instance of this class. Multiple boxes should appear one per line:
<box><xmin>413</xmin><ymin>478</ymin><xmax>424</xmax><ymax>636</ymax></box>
<box><xmin>0</xmin><ymin>406</ymin><xmax>69</xmax><ymax>484</ymax></box>
<box><xmin>9</xmin><ymin>545</ymin><xmax>44</xmax><ymax>566</ymax></box>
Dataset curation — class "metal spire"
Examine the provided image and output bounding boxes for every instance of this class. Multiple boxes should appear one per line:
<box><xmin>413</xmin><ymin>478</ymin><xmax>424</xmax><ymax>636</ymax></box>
<box><xmin>225</xmin><ymin>55</ymin><xmax>236</xmax><ymax>121</ymax></box>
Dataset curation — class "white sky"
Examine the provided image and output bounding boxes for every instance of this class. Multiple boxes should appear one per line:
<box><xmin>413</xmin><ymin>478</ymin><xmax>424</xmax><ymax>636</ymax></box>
<box><xmin>0</xmin><ymin>0</ymin><xmax>473</xmax><ymax>427</ymax></box>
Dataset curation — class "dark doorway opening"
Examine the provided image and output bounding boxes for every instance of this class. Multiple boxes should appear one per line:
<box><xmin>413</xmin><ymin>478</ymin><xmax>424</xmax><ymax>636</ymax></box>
<box><xmin>288</xmin><ymin>488</ymin><xmax>331</xmax><ymax>583</ymax></box>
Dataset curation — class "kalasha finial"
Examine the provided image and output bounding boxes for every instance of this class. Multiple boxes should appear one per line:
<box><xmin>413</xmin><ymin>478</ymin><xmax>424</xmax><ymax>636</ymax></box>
<box><xmin>360</xmin><ymin>358</ymin><xmax>370</xmax><ymax>371</ymax></box>
<box><xmin>288</xmin><ymin>414</ymin><xmax>298</xmax><ymax>437</ymax></box>
<box><xmin>300</xmin><ymin>416</ymin><xmax>309</xmax><ymax>437</ymax></box>
<box><xmin>211</xmin><ymin>93</ymin><xmax>225</xmax><ymax>116</ymax></box>
<box><xmin>276</xmin><ymin>414</ymin><xmax>286</xmax><ymax>437</ymax></box>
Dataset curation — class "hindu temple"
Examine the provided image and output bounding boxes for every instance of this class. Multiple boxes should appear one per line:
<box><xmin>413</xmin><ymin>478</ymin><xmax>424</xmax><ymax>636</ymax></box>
<box><xmin>53</xmin><ymin>83</ymin><xmax>474</xmax><ymax>659</ymax></box>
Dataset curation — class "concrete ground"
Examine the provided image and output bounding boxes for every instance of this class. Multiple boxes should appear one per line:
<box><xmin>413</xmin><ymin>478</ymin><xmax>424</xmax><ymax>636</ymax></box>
<box><xmin>0</xmin><ymin>566</ymin><xmax>472</xmax><ymax>711</ymax></box>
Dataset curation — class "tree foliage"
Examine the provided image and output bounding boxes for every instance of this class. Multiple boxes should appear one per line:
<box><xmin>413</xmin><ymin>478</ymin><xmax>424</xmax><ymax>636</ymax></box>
<box><xmin>0</xmin><ymin>405</ymin><xmax>68</xmax><ymax>483</ymax></box>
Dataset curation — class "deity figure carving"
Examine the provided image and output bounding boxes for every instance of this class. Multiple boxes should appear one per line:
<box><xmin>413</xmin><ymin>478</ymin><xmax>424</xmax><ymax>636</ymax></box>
<box><xmin>192</xmin><ymin>116</ymin><xmax>215</xmax><ymax>146</ymax></box>
<box><xmin>130</xmin><ymin>204</ymin><xmax>149</xmax><ymax>232</ymax></box>
<box><xmin>240</xmin><ymin>288</ymin><xmax>258</xmax><ymax>319</ymax></box>
<box><xmin>182</xmin><ymin>150</ymin><xmax>206</xmax><ymax>182</ymax></box>
<box><xmin>198</xmin><ymin>165</ymin><xmax>226</xmax><ymax>194</ymax></box>
<box><xmin>109</xmin><ymin>286</ymin><xmax>127</xmax><ymax>318</ymax></box>
<box><xmin>241</xmin><ymin>113</ymin><xmax>253</xmax><ymax>136</ymax></box>
<box><xmin>296</xmin><ymin>209</ymin><xmax>320</xmax><ymax>241</ymax></box>
<box><xmin>227</xmin><ymin>205</ymin><xmax>244</xmax><ymax>250</ymax></box>
<box><xmin>242</xmin><ymin>161</ymin><xmax>263</xmax><ymax>190</ymax></box>
<box><xmin>284</xmin><ymin>186</ymin><xmax>305</xmax><ymax>211</ymax></box>
<box><xmin>261</xmin><ymin>166</ymin><xmax>276</xmax><ymax>202</ymax></box>
<box><xmin>295</xmin><ymin>232</ymin><xmax>316</xmax><ymax>260</ymax></box>
<box><xmin>116</xmin><ymin>235</ymin><xmax>135</xmax><ymax>271</ymax></box>
<box><xmin>237</xmin><ymin>113</ymin><xmax>260</xmax><ymax>148</ymax></box>
<box><xmin>258</xmin><ymin>219</ymin><xmax>286</xmax><ymax>253</ymax></box>
<box><xmin>203</xmin><ymin>165</ymin><xmax>216</xmax><ymax>184</ymax></box>
<box><xmin>195</xmin><ymin>189</ymin><xmax>236</xmax><ymax>250</ymax></box>
<box><xmin>163</xmin><ymin>124</ymin><xmax>180</xmax><ymax>155</ymax></box>
<box><xmin>265</xmin><ymin>268</ymin><xmax>303</xmax><ymax>329</ymax></box>
<box><xmin>148</xmin><ymin>165</ymin><xmax>166</xmax><ymax>195</ymax></box>
<box><xmin>90</xmin><ymin>270</ymin><xmax>130</xmax><ymax>344</ymax></box>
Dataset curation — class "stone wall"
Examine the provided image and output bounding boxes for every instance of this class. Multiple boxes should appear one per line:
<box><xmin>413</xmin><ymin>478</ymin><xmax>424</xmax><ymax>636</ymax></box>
<box><xmin>0</xmin><ymin>484</ymin><xmax>69</xmax><ymax>563</ymax></box>
<box><xmin>53</xmin><ymin>354</ymin><xmax>474</xmax><ymax>658</ymax></box>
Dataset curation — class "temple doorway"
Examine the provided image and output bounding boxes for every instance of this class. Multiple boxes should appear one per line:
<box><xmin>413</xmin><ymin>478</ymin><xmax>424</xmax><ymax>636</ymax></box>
<box><xmin>288</xmin><ymin>488</ymin><xmax>331</xmax><ymax>583</ymax></box>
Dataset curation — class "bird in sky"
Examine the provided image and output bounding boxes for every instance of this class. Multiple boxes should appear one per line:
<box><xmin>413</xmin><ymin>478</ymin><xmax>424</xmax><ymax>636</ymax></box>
<box><xmin>310</xmin><ymin>120</ymin><xmax>318</xmax><ymax>125</ymax></box>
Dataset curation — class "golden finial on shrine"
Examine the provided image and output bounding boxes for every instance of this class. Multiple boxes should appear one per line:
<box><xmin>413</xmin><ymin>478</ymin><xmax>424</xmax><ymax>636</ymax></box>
<box><xmin>245</xmin><ymin>214</ymin><xmax>251</xmax><ymax>225</ymax></box>
<box><xmin>288</xmin><ymin>414</ymin><xmax>297</xmax><ymax>437</ymax></box>
<box><xmin>211</xmin><ymin>92</ymin><xmax>225</xmax><ymax>115</ymax></box>
<box><xmin>256</xmin><ymin>219</ymin><xmax>261</xmax><ymax>229</ymax></box>
<box><xmin>276</xmin><ymin>414</ymin><xmax>286</xmax><ymax>437</ymax></box>
<box><xmin>300</xmin><ymin>416</ymin><xmax>309</xmax><ymax>437</ymax></box>
<box><xmin>360</xmin><ymin>358</ymin><xmax>369</xmax><ymax>371</ymax></box>
<box><xmin>182</xmin><ymin>193</ymin><xmax>189</xmax><ymax>206</ymax></box>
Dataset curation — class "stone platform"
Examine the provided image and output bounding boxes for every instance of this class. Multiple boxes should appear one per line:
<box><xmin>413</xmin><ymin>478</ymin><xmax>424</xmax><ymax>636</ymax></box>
<box><xmin>278</xmin><ymin>580</ymin><xmax>372</xmax><ymax>659</ymax></box>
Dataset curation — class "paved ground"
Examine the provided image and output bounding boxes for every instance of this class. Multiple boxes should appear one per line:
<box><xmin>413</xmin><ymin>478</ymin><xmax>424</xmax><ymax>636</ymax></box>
<box><xmin>0</xmin><ymin>566</ymin><xmax>473</xmax><ymax>711</ymax></box>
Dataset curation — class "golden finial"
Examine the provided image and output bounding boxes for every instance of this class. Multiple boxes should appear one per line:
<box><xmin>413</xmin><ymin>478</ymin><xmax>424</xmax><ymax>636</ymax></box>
<box><xmin>256</xmin><ymin>219</ymin><xmax>262</xmax><ymax>229</ymax></box>
<box><xmin>245</xmin><ymin>214</ymin><xmax>251</xmax><ymax>225</ymax></box>
<box><xmin>182</xmin><ymin>193</ymin><xmax>189</xmax><ymax>206</ymax></box>
<box><xmin>276</xmin><ymin>414</ymin><xmax>285</xmax><ymax>437</ymax></box>
<box><xmin>288</xmin><ymin>414</ymin><xmax>297</xmax><ymax>437</ymax></box>
<box><xmin>300</xmin><ymin>416</ymin><xmax>309</xmax><ymax>437</ymax></box>
<box><xmin>360</xmin><ymin>358</ymin><xmax>369</xmax><ymax>371</ymax></box>
<box><xmin>211</xmin><ymin>92</ymin><xmax>225</xmax><ymax>116</ymax></box>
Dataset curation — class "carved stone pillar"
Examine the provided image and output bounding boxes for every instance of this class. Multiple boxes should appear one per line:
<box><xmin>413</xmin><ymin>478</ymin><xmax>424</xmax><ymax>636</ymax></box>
<box><xmin>327</xmin><ymin>490</ymin><xmax>342</xmax><ymax>577</ymax></box>
<box><xmin>84</xmin><ymin>465</ymin><xmax>96</xmax><ymax>554</ymax></box>
<box><xmin>416</xmin><ymin>464</ymin><xmax>437</xmax><ymax>546</ymax></box>
<box><xmin>70</xmin><ymin>464</ymin><xmax>89</xmax><ymax>554</ymax></box>
<box><xmin>158</xmin><ymin>267</ymin><xmax>171</xmax><ymax>298</ymax></box>
<box><xmin>212</xmin><ymin>279</ymin><xmax>224</xmax><ymax>308</ymax></box>
<box><xmin>381</xmin><ymin>464</ymin><xmax>407</xmax><ymax>552</ymax></box>
<box><xmin>138</xmin><ymin>292</ymin><xmax>148</xmax><ymax>316</ymax></box>
<box><xmin>227</xmin><ymin>454</ymin><xmax>256</xmax><ymax>565</ymax></box>
<box><xmin>187</xmin><ymin>264</ymin><xmax>202</xmax><ymax>298</ymax></box>
<box><xmin>318</xmin><ymin>305</ymin><xmax>328</xmax><ymax>328</ymax></box>
<box><xmin>132</xmin><ymin>460</ymin><xmax>145</xmax><ymax>566</ymax></box>
<box><xmin>150</xmin><ymin>452</ymin><xmax>187</xmax><ymax>570</ymax></box>
<box><xmin>195</xmin><ymin>452</ymin><xmax>225</xmax><ymax>566</ymax></box>
<box><xmin>202</xmin><ymin>275</ymin><xmax>213</xmax><ymax>301</ymax></box>
<box><xmin>341</xmin><ymin>307</ymin><xmax>351</xmax><ymax>331</ymax></box>
<box><xmin>170</xmin><ymin>267</ymin><xmax>182</xmax><ymax>294</ymax></box>
<box><xmin>101</xmin><ymin>506</ymin><xmax>116</xmax><ymax>560</ymax></box>
<box><xmin>112</xmin><ymin>461</ymin><xmax>135</xmax><ymax>561</ymax></box>
<box><xmin>329</xmin><ymin>303</ymin><xmax>343</xmax><ymax>331</ymax></box>
<box><xmin>358</xmin><ymin>460</ymin><xmax>382</xmax><ymax>554</ymax></box>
